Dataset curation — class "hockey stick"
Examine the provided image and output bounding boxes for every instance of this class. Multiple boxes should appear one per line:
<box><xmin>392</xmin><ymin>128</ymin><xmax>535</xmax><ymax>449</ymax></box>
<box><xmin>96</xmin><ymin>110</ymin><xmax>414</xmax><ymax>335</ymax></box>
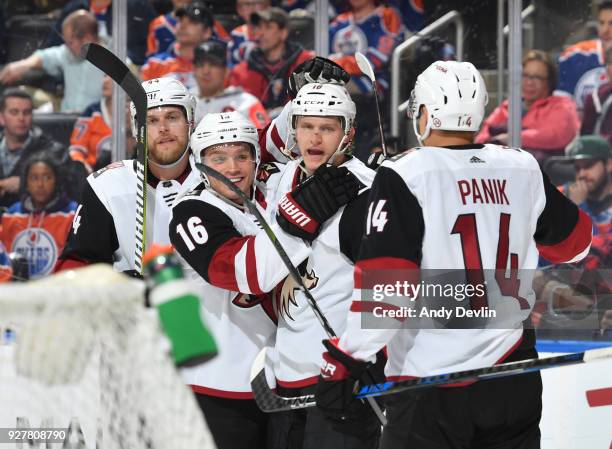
<box><xmin>248</xmin><ymin>345</ymin><xmax>612</xmax><ymax>412</ymax></box>
<box><xmin>355</xmin><ymin>52</ymin><xmax>387</xmax><ymax>157</ymax></box>
<box><xmin>81</xmin><ymin>43</ymin><xmax>148</xmax><ymax>275</ymax></box>
<box><xmin>194</xmin><ymin>163</ymin><xmax>387</xmax><ymax>425</ymax></box>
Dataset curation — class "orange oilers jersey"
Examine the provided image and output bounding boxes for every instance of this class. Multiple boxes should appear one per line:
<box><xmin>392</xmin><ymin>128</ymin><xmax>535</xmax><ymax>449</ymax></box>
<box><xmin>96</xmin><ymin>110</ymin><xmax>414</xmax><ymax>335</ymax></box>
<box><xmin>141</xmin><ymin>44</ymin><xmax>196</xmax><ymax>91</ymax></box>
<box><xmin>69</xmin><ymin>103</ymin><xmax>112</xmax><ymax>169</ymax></box>
<box><xmin>1</xmin><ymin>200</ymin><xmax>77</xmax><ymax>279</ymax></box>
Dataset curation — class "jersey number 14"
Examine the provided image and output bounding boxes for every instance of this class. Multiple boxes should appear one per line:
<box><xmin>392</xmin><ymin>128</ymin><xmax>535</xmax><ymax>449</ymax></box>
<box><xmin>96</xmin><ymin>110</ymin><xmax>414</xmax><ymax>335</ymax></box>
<box><xmin>451</xmin><ymin>213</ymin><xmax>530</xmax><ymax>311</ymax></box>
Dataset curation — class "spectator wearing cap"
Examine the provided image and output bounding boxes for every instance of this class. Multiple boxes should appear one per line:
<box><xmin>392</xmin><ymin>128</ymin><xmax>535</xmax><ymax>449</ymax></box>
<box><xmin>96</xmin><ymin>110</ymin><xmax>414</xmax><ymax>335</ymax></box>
<box><xmin>560</xmin><ymin>135</ymin><xmax>612</xmax><ymax>236</ymax></box>
<box><xmin>582</xmin><ymin>46</ymin><xmax>612</xmax><ymax>144</ymax></box>
<box><xmin>0</xmin><ymin>10</ymin><xmax>105</xmax><ymax>113</ymax></box>
<box><xmin>141</xmin><ymin>2</ymin><xmax>215</xmax><ymax>91</ymax></box>
<box><xmin>227</xmin><ymin>0</ymin><xmax>271</xmax><ymax>67</ymax></box>
<box><xmin>43</xmin><ymin>0</ymin><xmax>156</xmax><ymax>66</ymax></box>
<box><xmin>193</xmin><ymin>41</ymin><xmax>270</xmax><ymax>128</ymax></box>
<box><xmin>228</xmin><ymin>7</ymin><xmax>314</xmax><ymax>113</ymax></box>
<box><xmin>476</xmin><ymin>50</ymin><xmax>580</xmax><ymax>164</ymax></box>
<box><xmin>534</xmin><ymin>136</ymin><xmax>610</xmax><ymax>337</ymax></box>
<box><xmin>147</xmin><ymin>0</ymin><xmax>231</xmax><ymax>58</ymax></box>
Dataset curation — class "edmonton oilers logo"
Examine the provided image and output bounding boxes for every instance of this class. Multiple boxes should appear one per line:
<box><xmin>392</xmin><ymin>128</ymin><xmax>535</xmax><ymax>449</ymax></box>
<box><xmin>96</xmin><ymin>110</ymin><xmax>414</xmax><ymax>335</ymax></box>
<box><xmin>575</xmin><ymin>67</ymin><xmax>607</xmax><ymax>109</ymax></box>
<box><xmin>333</xmin><ymin>26</ymin><xmax>367</xmax><ymax>56</ymax></box>
<box><xmin>12</xmin><ymin>228</ymin><xmax>58</xmax><ymax>279</ymax></box>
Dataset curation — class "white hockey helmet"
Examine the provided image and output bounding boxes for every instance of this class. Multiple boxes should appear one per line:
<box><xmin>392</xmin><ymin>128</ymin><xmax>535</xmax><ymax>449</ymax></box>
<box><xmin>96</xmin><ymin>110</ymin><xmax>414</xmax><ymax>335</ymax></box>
<box><xmin>130</xmin><ymin>77</ymin><xmax>196</xmax><ymax>137</ymax></box>
<box><xmin>191</xmin><ymin>111</ymin><xmax>261</xmax><ymax>185</ymax></box>
<box><xmin>289</xmin><ymin>83</ymin><xmax>356</xmax><ymax>135</ymax></box>
<box><xmin>408</xmin><ymin>61</ymin><xmax>488</xmax><ymax>145</ymax></box>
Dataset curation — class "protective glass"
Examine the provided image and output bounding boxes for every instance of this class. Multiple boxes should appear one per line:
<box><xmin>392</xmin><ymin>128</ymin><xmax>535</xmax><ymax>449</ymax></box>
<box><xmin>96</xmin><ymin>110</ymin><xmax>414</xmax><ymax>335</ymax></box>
<box><xmin>202</xmin><ymin>143</ymin><xmax>255</xmax><ymax>166</ymax></box>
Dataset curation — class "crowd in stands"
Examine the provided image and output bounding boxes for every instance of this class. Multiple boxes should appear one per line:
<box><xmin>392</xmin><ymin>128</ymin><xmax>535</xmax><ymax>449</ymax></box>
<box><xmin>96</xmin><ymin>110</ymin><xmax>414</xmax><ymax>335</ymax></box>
<box><xmin>0</xmin><ymin>1</ymin><xmax>608</xmax><ymax>333</ymax></box>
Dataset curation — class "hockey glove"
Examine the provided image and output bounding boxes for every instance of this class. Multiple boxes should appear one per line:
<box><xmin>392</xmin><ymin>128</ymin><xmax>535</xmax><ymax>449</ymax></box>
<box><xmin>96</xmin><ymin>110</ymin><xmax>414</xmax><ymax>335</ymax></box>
<box><xmin>315</xmin><ymin>338</ymin><xmax>386</xmax><ymax>422</ymax></box>
<box><xmin>287</xmin><ymin>56</ymin><xmax>351</xmax><ymax>98</ymax></box>
<box><xmin>276</xmin><ymin>165</ymin><xmax>362</xmax><ymax>241</ymax></box>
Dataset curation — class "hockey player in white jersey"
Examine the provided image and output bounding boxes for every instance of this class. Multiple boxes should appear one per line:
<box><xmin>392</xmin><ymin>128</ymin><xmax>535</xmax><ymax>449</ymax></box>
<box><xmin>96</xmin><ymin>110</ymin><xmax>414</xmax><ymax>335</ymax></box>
<box><xmin>315</xmin><ymin>61</ymin><xmax>593</xmax><ymax>449</ymax></box>
<box><xmin>57</xmin><ymin>77</ymin><xmax>201</xmax><ymax>275</ymax></box>
<box><xmin>259</xmin><ymin>82</ymin><xmax>383</xmax><ymax>449</ymax></box>
<box><xmin>168</xmin><ymin>110</ymin><xmax>361</xmax><ymax>448</ymax></box>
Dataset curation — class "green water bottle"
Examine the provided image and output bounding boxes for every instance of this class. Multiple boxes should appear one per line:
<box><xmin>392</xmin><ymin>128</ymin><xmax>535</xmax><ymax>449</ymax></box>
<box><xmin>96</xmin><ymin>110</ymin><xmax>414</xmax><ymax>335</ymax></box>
<box><xmin>144</xmin><ymin>244</ymin><xmax>217</xmax><ymax>367</ymax></box>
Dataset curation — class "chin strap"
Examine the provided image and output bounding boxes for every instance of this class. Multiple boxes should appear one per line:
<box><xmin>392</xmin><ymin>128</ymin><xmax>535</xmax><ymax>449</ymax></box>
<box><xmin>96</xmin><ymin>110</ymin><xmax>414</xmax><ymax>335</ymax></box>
<box><xmin>325</xmin><ymin>133</ymin><xmax>351</xmax><ymax>168</ymax></box>
<box><xmin>413</xmin><ymin>111</ymin><xmax>431</xmax><ymax>146</ymax></box>
<box><xmin>148</xmin><ymin>144</ymin><xmax>190</xmax><ymax>169</ymax></box>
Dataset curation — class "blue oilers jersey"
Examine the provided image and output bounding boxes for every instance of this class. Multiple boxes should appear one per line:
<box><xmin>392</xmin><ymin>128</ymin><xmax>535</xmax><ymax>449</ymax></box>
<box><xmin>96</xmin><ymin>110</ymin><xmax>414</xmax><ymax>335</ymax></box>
<box><xmin>558</xmin><ymin>39</ymin><xmax>608</xmax><ymax>110</ymax></box>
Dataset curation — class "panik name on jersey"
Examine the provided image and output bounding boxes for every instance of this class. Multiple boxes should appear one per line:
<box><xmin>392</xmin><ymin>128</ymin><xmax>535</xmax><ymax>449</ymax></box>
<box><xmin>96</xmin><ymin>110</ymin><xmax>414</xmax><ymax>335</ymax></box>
<box><xmin>457</xmin><ymin>178</ymin><xmax>510</xmax><ymax>205</ymax></box>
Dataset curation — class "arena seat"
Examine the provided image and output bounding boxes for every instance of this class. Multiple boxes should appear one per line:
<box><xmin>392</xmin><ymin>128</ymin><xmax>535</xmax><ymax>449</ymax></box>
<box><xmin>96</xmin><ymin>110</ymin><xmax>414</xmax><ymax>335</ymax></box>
<box><xmin>6</xmin><ymin>14</ymin><xmax>57</xmax><ymax>62</ymax></box>
<box><xmin>288</xmin><ymin>15</ymin><xmax>314</xmax><ymax>51</ymax></box>
<box><xmin>32</xmin><ymin>112</ymin><xmax>79</xmax><ymax>148</ymax></box>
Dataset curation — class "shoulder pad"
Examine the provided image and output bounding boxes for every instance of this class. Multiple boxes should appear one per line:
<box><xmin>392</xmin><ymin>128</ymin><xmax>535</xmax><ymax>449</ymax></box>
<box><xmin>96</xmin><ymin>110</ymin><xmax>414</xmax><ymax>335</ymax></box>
<box><xmin>92</xmin><ymin>160</ymin><xmax>125</xmax><ymax>178</ymax></box>
<box><xmin>390</xmin><ymin>148</ymin><xmax>420</xmax><ymax>162</ymax></box>
<box><xmin>184</xmin><ymin>183</ymin><xmax>207</xmax><ymax>198</ymax></box>
<box><xmin>256</xmin><ymin>162</ymin><xmax>281</xmax><ymax>184</ymax></box>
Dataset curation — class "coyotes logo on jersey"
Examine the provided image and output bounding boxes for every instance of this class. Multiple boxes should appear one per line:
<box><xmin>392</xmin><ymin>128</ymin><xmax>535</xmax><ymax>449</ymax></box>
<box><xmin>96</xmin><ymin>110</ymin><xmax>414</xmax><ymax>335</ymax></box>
<box><xmin>272</xmin><ymin>268</ymin><xmax>319</xmax><ymax>320</ymax></box>
<box><xmin>232</xmin><ymin>293</ymin><xmax>278</xmax><ymax>324</ymax></box>
<box><xmin>256</xmin><ymin>163</ymin><xmax>281</xmax><ymax>184</ymax></box>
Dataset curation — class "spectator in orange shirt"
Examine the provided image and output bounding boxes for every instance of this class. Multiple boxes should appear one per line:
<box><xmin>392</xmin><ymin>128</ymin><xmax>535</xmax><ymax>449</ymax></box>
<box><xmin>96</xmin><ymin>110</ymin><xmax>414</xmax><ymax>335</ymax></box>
<box><xmin>69</xmin><ymin>74</ymin><xmax>138</xmax><ymax>186</ymax></box>
<box><xmin>228</xmin><ymin>7</ymin><xmax>314</xmax><ymax>113</ymax></box>
<box><xmin>141</xmin><ymin>2</ymin><xmax>214</xmax><ymax>91</ymax></box>
<box><xmin>69</xmin><ymin>75</ymin><xmax>113</xmax><ymax>172</ymax></box>
<box><xmin>1</xmin><ymin>154</ymin><xmax>77</xmax><ymax>279</ymax></box>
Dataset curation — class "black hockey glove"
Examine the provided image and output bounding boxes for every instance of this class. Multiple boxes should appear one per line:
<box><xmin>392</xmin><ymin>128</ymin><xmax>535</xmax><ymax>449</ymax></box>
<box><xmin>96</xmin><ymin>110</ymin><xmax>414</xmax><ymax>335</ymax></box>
<box><xmin>315</xmin><ymin>338</ymin><xmax>386</xmax><ymax>422</ymax></box>
<box><xmin>276</xmin><ymin>165</ymin><xmax>362</xmax><ymax>241</ymax></box>
<box><xmin>287</xmin><ymin>56</ymin><xmax>351</xmax><ymax>98</ymax></box>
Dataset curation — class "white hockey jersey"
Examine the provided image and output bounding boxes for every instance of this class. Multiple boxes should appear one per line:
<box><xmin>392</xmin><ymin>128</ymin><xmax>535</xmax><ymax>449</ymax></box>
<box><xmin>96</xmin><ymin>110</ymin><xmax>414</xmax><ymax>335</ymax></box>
<box><xmin>60</xmin><ymin>158</ymin><xmax>201</xmax><ymax>272</ymax></box>
<box><xmin>193</xmin><ymin>86</ymin><xmax>270</xmax><ymax>129</ymax></box>
<box><xmin>169</xmin><ymin>183</ymin><xmax>311</xmax><ymax>396</ymax></box>
<box><xmin>340</xmin><ymin>144</ymin><xmax>593</xmax><ymax>379</ymax></box>
<box><xmin>261</xmin><ymin>157</ymin><xmax>375</xmax><ymax>388</ymax></box>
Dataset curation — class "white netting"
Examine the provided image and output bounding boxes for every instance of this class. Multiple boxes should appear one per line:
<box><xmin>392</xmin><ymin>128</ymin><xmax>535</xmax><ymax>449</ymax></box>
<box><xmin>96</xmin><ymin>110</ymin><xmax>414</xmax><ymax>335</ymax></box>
<box><xmin>0</xmin><ymin>264</ymin><xmax>216</xmax><ymax>449</ymax></box>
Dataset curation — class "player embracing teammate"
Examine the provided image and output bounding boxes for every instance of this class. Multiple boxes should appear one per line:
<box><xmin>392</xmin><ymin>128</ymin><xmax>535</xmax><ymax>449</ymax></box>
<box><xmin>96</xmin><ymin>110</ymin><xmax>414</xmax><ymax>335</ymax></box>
<box><xmin>169</xmin><ymin>56</ymin><xmax>384</xmax><ymax>448</ymax></box>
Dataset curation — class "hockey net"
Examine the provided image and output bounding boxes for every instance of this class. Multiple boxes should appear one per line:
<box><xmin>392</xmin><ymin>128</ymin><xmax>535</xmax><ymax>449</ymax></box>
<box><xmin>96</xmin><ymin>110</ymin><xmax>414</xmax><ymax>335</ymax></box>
<box><xmin>0</xmin><ymin>264</ymin><xmax>216</xmax><ymax>449</ymax></box>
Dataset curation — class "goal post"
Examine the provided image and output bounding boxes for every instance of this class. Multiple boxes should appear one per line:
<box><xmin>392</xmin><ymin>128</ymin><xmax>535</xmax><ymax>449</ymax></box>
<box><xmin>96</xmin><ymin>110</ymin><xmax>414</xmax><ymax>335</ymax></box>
<box><xmin>0</xmin><ymin>264</ymin><xmax>216</xmax><ymax>449</ymax></box>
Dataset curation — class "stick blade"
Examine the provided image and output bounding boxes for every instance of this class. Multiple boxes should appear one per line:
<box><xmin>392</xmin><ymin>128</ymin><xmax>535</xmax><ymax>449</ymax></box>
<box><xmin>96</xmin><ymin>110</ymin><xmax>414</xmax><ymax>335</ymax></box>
<box><xmin>355</xmin><ymin>52</ymin><xmax>375</xmax><ymax>82</ymax></box>
<box><xmin>81</xmin><ymin>43</ymin><xmax>130</xmax><ymax>86</ymax></box>
<box><xmin>81</xmin><ymin>43</ymin><xmax>146</xmax><ymax>111</ymax></box>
